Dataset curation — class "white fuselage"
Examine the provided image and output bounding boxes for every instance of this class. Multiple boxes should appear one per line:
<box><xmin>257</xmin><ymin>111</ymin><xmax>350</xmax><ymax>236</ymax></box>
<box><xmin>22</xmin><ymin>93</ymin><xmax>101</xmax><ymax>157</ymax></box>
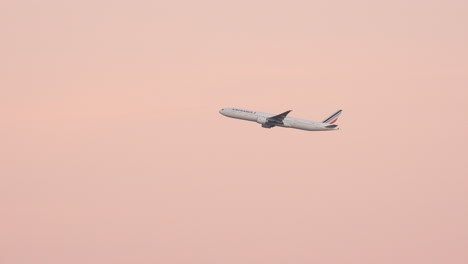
<box><xmin>219</xmin><ymin>108</ymin><xmax>338</xmax><ymax>131</ymax></box>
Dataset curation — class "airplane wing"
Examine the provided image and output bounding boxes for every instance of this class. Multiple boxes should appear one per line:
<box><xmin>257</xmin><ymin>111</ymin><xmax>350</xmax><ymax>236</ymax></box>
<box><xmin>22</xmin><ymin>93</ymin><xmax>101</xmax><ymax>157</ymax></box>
<box><xmin>267</xmin><ymin>110</ymin><xmax>292</xmax><ymax>124</ymax></box>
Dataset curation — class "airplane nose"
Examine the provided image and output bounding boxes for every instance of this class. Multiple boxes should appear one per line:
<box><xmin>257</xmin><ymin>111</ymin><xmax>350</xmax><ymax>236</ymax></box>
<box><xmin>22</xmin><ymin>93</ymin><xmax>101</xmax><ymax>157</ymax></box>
<box><xmin>219</xmin><ymin>109</ymin><xmax>224</xmax><ymax>115</ymax></box>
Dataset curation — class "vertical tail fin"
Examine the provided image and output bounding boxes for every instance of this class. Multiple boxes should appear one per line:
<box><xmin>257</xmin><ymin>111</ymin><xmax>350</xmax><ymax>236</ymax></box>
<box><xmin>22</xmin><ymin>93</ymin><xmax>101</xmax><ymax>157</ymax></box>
<box><xmin>322</xmin><ymin>110</ymin><xmax>342</xmax><ymax>124</ymax></box>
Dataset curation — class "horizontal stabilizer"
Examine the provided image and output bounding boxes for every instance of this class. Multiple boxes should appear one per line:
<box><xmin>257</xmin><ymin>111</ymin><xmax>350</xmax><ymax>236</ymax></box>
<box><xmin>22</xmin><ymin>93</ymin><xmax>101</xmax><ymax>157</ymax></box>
<box><xmin>325</xmin><ymin>124</ymin><xmax>338</xmax><ymax>128</ymax></box>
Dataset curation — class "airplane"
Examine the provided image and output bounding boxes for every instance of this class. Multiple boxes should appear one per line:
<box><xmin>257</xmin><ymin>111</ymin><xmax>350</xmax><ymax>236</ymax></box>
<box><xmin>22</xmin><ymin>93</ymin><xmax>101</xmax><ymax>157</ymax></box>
<box><xmin>219</xmin><ymin>108</ymin><xmax>342</xmax><ymax>131</ymax></box>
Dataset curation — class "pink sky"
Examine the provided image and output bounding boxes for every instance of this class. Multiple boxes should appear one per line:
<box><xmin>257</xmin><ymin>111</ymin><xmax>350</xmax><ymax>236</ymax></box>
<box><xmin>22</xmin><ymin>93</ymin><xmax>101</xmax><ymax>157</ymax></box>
<box><xmin>1</xmin><ymin>1</ymin><xmax>467</xmax><ymax>263</ymax></box>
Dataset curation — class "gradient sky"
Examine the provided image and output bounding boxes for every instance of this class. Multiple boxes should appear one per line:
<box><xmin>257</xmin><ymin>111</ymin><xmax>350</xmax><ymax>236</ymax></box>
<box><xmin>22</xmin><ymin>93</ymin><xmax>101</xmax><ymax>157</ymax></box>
<box><xmin>1</xmin><ymin>1</ymin><xmax>467</xmax><ymax>263</ymax></box>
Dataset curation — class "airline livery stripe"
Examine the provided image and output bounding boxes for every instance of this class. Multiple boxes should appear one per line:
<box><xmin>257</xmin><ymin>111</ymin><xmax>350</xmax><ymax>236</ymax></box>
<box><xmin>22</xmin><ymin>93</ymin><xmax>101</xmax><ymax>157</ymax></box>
<box><xmin>323</xmin><ymin>111</ymin><xmax>341</xmax><ymax>123</ymax></box>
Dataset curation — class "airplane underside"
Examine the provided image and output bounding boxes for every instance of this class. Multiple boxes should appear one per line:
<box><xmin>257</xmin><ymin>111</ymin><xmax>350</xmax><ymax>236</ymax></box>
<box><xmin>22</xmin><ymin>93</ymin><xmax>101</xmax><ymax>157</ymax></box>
<box><xmin>261</xmin><ymin>123</ymin><xmax>276</xmax><ymax>128</ymax></box>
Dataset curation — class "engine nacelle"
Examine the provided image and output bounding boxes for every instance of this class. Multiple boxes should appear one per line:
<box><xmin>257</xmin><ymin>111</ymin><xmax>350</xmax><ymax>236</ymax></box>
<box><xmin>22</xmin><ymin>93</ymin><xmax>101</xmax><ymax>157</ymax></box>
<box><xmin>256</xmin><ymin>116</ymin><xmax>268</xmax><ymax>124</ymax></box>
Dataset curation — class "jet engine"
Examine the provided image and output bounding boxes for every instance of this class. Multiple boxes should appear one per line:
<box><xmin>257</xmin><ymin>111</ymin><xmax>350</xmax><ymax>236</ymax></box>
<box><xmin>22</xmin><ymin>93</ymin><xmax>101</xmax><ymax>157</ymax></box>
<box><xmin>256</xmin><ymin>116</ymin><xmax>268</xmax><ymax>124</ymax></box>
<box><xmin>257</xmin><ymin>117</ymin><xmax>273</xmax><ymax>128</ymax></box>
